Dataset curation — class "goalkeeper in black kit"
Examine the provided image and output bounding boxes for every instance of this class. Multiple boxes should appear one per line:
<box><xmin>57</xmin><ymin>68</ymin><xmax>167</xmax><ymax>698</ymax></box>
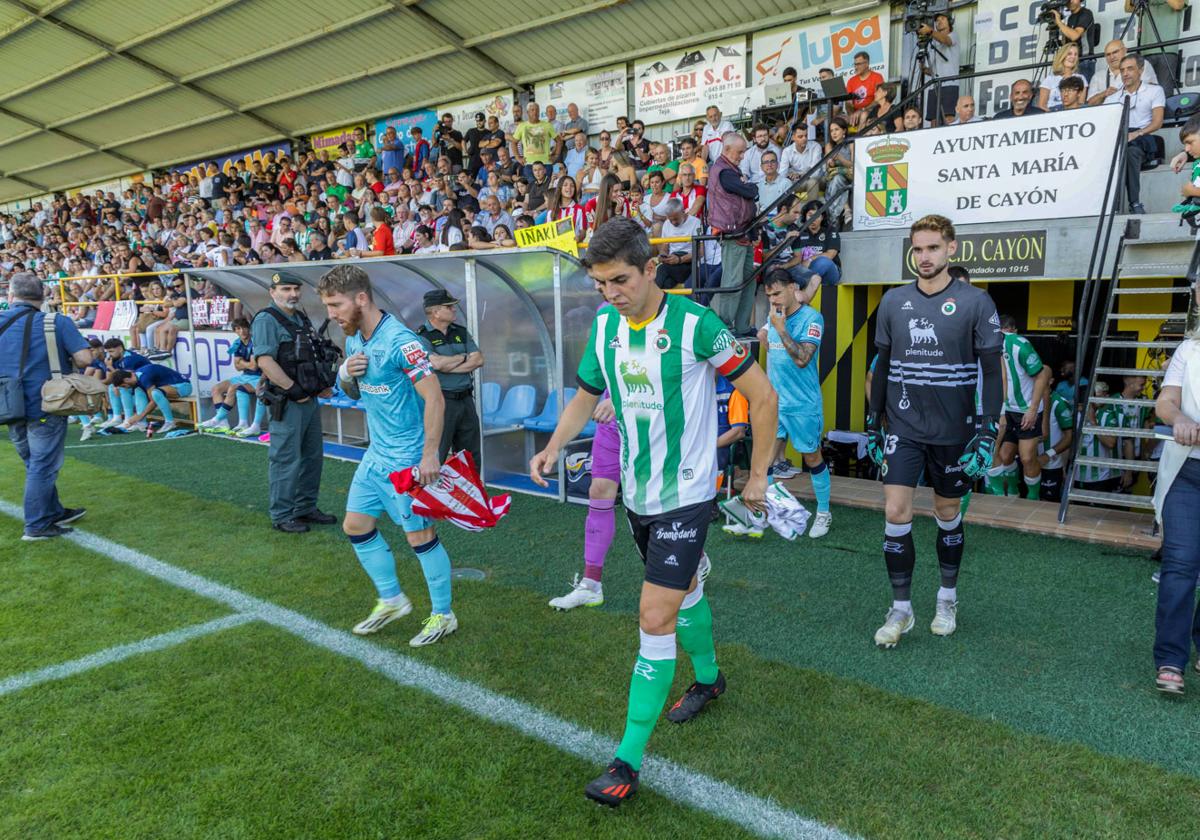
<box><xmin>866</xmin><ymin>215</ymin><xmax>1003</xmax><ymax>648</ymax></box>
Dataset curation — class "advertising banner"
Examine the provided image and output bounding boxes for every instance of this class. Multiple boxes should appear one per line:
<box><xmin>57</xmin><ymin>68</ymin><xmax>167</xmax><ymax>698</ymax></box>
<box><xmin>172</xmin><ymin>142</ymin><xmax>292</xmax><ymax>179</ymax></box>
<box><xmin>752</xmin><ymin>10</ymin><xmax>890</xmax><ymax>91</ymax></box>
<box><xmin>83</xmin><ymin>329</ymin><xmax>238</xmax><ymax>398</ymax></box>
<box><xmin>634</xmin><ymin>40</ymin><xmax>747</xmax><ymax>124</ymax></box>
<box><xmin>437</xmin><ymin>91</ymin><xmax>515</xmax><ymax>130</ymax></box>
<box><xmin>972</xmin><ymin>0</ymin><xmax>1134</xmax><ymax>117</ymax></box>
<box><xmin>901</xmin><ymin>230</ymin><xmax>1048</xmax><ymax>279</ymax></box>
<box><xmin>308</xmin><ymin>124</ymin><xmax>367</xmax><ymax>158</ymax></box>
<box><xmin>535</xmin><ymin>64</ymin><xmax>628</xmax><ymax>132</ymax></box>
<box><xmin>374</xmin><ymin>109</ymin><xmax>438</xmax><ymax>158</ymax></box>
<box><xmin>852</xmin><ymin>106</ymin><xmax>1122</xmax><ymax>230</ymax></box>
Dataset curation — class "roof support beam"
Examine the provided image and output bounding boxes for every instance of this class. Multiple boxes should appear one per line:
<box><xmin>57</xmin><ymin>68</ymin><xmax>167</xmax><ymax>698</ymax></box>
<box><xmin>0</xmin><ymin>104</ymin><xmax>147</xmax><ymax>170</ymax></box>
<box><xmin>392</xmin><ymin>0</ymin><xmax>518</xmax><ymax>88</ymax></box>
<box><xmin>0</xmin><ymin>50</ymin><xmax>107</xmax><ymax>106</ymax></box>
<box><xmin>0</xmin><ymin>170</ymin><xmax>48</xmax><ymax>191</ymax></box>
<box><xmin>0</xmin><ymin>0</ymin><xmax>72</xmax><ymax>49</ymax></box>
<box><xmin>1</xmin><ymin>0</ymin><xmax>292</xmax><ymax>140</ymax></box>
<box><xmin>460</xmin><ymin>0</ymin><xmax>627</xmax><ymax>47</ymax></box>
<box><xmin>113</xmin><ymin>0</ymin><xmax>242</xmax><ymax>51</ymax></box>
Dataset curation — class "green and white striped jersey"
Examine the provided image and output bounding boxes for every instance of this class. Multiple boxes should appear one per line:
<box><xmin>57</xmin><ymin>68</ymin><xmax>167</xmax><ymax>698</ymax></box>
<box><xmin>1077</xmin><ymin>406</ymin><xmax>1118</xmax><ymax>483</ymax></box>
<box><xmin>577</xmin><ymin>295</ymin><xmax>753</xmax><ymax>516</ymax></box>
<box><xmin>1042</xmin><ymin>391</ymin><xmax>1074</xmax><ymax>470</ymax></box>
<box><xmin>1002</xmin><ymin>332</ymin><xmax>1044</xmax><ymax>412</ymax></box>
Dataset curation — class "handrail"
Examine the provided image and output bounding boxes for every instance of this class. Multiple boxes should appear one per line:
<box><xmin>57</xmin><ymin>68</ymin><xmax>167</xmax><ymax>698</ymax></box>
<box><xmin>1057</xmin><ymin>99</ymin><xmax>1131</xmax><ymax>524</ymax></box>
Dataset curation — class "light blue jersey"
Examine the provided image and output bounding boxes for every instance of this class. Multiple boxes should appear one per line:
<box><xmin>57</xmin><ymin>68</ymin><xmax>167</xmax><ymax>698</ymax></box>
<box><xmin>766</xmin><ymin>304</ymin><xmax>823</xmax><ymax>413</ymax></box>
<box><xmin>345</xmin><ymin>312</ymin><xmax>434</xmax><ymax>473</ymax></box>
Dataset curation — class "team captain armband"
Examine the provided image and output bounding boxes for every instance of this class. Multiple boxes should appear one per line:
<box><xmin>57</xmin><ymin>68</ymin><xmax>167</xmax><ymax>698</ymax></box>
<box><xmin>708</xmin><ymin>330</ymin><xmax>753</xmax><ymax>380</ymax></box>
<box><xmin>399</xmin><ymin>340</ymin><xmax>433</xmax><ymax>383</ymax></box>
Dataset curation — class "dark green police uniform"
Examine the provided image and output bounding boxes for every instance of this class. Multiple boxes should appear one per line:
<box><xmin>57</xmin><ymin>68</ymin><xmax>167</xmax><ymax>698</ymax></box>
<box><xmin>252</xmin><ymin>301</ymin><xmax>325</xmax><ymax>526</ymax></box>
<box><xmin>417</xmin><ymin>319</ymin><xmax>482</xmax><ymax>467</ymax></box>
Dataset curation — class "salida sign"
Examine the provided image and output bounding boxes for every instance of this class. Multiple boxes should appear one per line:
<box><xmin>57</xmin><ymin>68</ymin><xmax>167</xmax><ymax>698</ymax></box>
<box><xmin>635</xmin><ymin>40</ymin><xmax>746</xmax><ymax>124</ymax></box>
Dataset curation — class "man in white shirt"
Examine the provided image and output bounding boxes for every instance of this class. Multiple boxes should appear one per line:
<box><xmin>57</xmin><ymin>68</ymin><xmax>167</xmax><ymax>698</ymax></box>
<box><xmin>701</xmin><ymin>105</ymin><xmax>735</xmax><ymax>163</ymax></box>
<box><xmin>1088</xmin><ymin>40</ymin><xmax>1158</xmax><ymax>105</ymax></box>
<box><xmin>655</xmin><ymin>199</ymin><xmax>703</xmax><ymax>289</ymax></box>
<box><xmin>779</xmin><ymin>125</ymin><xmax>823</xmax><ymax>192</ymax></box>
<box><xmin>945</xmin><ymin>95</ymin><xmax>981</xmax><ymax>125</ymax></box>
<box><xmin>918</xmin><ymin>13</ymin><xmax>961</xmax><ymax>125</ymax></box>
<box><xmin>755</xmin><ymin>151</ymin><xmax>793</xmax><ymax>216</ymax></box>
<box><xmin>1104</xmin><ymin>54</ymin><xmax>1165</xmax><ymax>214</ymax></box>
<box><xmin>740</xmin><ymin>125</ymin><xmax>783</xmax><ymax>182</ymax></box>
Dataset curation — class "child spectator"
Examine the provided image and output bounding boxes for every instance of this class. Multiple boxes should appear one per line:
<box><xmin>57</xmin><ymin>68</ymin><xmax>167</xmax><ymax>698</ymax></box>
<box><xmin>1171</xmin><ymin>120</ymin><xmax>1200</xmax><ymax>219</ymax></box>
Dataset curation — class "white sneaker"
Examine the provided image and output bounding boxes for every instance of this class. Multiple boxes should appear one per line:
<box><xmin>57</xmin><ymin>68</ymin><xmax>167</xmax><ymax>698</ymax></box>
<box><xmin>352</xmin><ymin>596</ymin><xmax>413</xmax><ymax>635</ymax></box>
<box><xmin>722</xmin><ymin>521</ymin><xmax>764</xmax><ymax>538</ymax></box>
<box><xmin>698</xmin><ymin>552</ymin><xmax>712</xmax><ymax>583</ymax></box>
<box><xmin>236</xmin><ymin>423</ymin><xmax>262</xmax><ymax>438</ymax></box>
<box><xmin>930</xmin><ymin>599</ymin><xmax>958</xmax><ymax>636</ymax></box>
<box><xmin>874</xmin><ymin>608</ymin><xmax>915</xmax><ymax>648</ymax></box>
<box><xmin>199</xmin><ymin>416</ymin><xmax>229</xmax><ymax>430</ymax></box>
<box><xmin>79</xmin><ymin>424</ymin><xmax>95</xmax><ymax>442</ymax></box>
<box><xmin>99</xmin><ymin>416</ymin><xmax>124</xmax><ymax>430</ymax></box>
<box><xmin>125</xmin><ymin>421</ymin><xmax>147</xmax><ymax>431</ymax></box>
<box><xmin>157</xmin><ymin>421</ymin><xmax>177</xmax><ymax>435</ymax></box>
<box><xmin>410</xmin><ymin>612</ymin><xmax>458</xmax><ymax>647</ymax></box>
<box><xmin>808</xmin><ymin>511</ymin><xmax>832</xmax><ymax>539</ymax></box>
<box><xmin>548</xmin><ymin>575</ymin><xmax>604</xmax><ymax>610</ymax></box>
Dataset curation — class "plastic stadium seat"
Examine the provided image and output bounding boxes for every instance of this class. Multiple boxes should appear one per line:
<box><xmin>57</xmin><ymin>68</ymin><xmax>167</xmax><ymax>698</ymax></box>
<box><xmin>489</xmin><ymin>384</ymin><xmax>536</xmax><ymax>427</ymax></box>
<box><xmin>524</xmin><ymin>388</ymin><xmax>576</xmax><ymax>433</ymax></box>
<box><xmin>482</xmin><ymin>382</ymin><xmax>501</xmax><ymax>417</ymax></box>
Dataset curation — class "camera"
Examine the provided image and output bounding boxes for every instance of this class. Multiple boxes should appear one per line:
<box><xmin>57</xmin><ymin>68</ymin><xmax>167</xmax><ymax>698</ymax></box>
<box><xmin>1036</xmin><ymin>0</ymin><xmax>1069</xmax><ymax>24</ymax></box>
<box><xmin>903</xmin><ymin>0</ymin><xmax>948</xmax><ymax>33</ymax></box>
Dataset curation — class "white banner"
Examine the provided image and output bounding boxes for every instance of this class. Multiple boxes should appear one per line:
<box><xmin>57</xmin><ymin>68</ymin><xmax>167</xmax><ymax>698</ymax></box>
<box><xmin>752</xmin><ymin>10</ymin><xmax>891</xmax><ymax>92</ymax></box>
<box><xmin>634</xmin><ymin>40</ymin><xmax>748</xmax><ymax>124</ymax></box>
<box><xmin>535</xmin><ymin>64</ymin><xmax>628</xmax><ymax>134</ymax></box>
<box><xmin>851</xmin><ymin>105</ymin><xmax>1122</xmax><ymax>230</ymax></box>
<box><xmin>436</xmin><ymin>91</ymin><xmax>515</xmax><ymax>131</ymax></box>
<box><xmin>82</xmin><ymin>329</ymin><xmax>239</xmax><ymax>398</ymax></box>
<box><xmin>972</xmin><ymin>0</ymin><xmax>1134</xmax><ymax>118</ymax></box>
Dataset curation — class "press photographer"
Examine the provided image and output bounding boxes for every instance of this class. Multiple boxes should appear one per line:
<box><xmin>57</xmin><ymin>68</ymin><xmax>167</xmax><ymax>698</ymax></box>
<box><xmin>434</xmin><ymin>113</ymin><xmax>464</xmax><ymax>173</ymax></box>
<box><xmin>916</xmin><ymin>12</ymin><xmax>961</xmax><ymax>125</ymax></box>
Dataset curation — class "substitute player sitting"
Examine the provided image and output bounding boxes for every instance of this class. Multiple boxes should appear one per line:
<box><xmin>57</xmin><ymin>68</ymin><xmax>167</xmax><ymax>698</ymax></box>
<box><xmin>530</xmin><ymin>217</ymin><xmax>778</xmax><ymax>808</ymax></box>
<box><xmin>318</xmin><ymin>265</ymin><xmax>458</xmax><ymax>647</ymax></box>
<box><xmin>757</xmin><ymin>265</ymin><xmax>833</xmax><ymax>538</ymax></box>
<box><xmin>866</xmin><ymin>214</ymin><xmax>1003</xmax><ymax>647</ymax></box>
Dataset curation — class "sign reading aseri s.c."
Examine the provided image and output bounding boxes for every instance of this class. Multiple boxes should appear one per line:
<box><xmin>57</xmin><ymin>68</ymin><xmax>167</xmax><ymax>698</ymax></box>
<box><xmin>852</xmin><ymin>106</ymin><xmax>1123</xmax><ymax>230</ymax></box>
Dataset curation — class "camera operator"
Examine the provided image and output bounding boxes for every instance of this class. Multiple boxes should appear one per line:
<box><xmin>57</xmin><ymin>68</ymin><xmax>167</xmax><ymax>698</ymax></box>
<box><xmin>917</xmin><ymin>13</ymin><xmax>961</xmax><ymax>125</ymax></box>
<box><xmin>1125</xmin><ymin>0</ymin><xmax>1187</xmax><ymax>48</ymax></box>
<box><xmin>434</xmin><ymin>113</ymin><xmax>464</xmax><ymax>173</ymax></box>
<box><xmin>1050</xmin><ymin>0</ymin><xmax>1097</xmax><ymax>54</ymax></box>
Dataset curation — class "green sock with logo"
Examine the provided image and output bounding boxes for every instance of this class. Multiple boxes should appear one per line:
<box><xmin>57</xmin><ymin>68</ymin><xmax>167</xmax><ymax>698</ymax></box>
<box><xmin>614</xmin><ymin>632</ymin><xmax>676</xmax><ymax>770</ymax></box>
<box><xmin>676</xmin><ymin>591</ymin><xmax>719</xmax><ymax>684</ymax></box>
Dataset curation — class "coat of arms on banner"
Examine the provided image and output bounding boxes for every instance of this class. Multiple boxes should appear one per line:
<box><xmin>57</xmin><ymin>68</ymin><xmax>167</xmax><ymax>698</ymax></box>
<box><xmin>862</xmin><ymin>138</ymin><xmax>912</xmax><ymax>228</ymax></box>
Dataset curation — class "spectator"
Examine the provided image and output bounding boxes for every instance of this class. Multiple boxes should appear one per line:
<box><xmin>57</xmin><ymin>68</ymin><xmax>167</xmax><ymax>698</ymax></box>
<box><xmin>623</xmin><ymin>119</ymin><xmax>651</xmax><ymax>168</ymax></box>
<box><xmin>546</xmin><ymin>177</ymin><xmax>586</xmax><ymax>241</ymax></box>
<box><xmin>597</xmin><ymin>129</ymin><xmax>617</xmax><ymax>169</ymax></box>
<box><xmin>946</xmin><ymin>95</ymin><xmax>979</xmax><ymax>125</ymax></box>
<box><xmin>307</xmin><ymin>231</ymin><xmax>332</xmax><ymax>261</ymax></box>
<box><xmin>1038</xmin><ymin>43</ymin><xmax>1087</xmax><ymax>110</ymax></box>
<box><xmin>439</xmin><ymin>209</ymin><xmax>466</xmax><ymax>250</ymax></box>
<box><xmin>578</xmin><ymin>148</ymin><xmax>604</xmax><ymax>199</ymax></box>
<box><xmin>640</xmin><ymin>170</ymin><xmax>671</xmax><ymax>232</ymax></box>
<box><xmin>668</xmin><ymin>136</ymin><xmax>708</xmax><ymax>185</ymax></box>
<box><xmin>378</xmin><ymin>125</ymin><xmax>404</xmax><ymax>175</ymax></box>
<box><xmin>559</xmin><ymin>102</ymin><xmax>588</xmax><ymax>144</ymax></box>
<box><xmin>1050</xmin><ymin>0</ymin><xmax>1097</xmax><ymax>54</ymax></box>
<box><xmin>352</xmin><ymin>126</ymin><xmax>376</xmax><ymax>169</ymax></box>
<box><xmin>1106</xmin><ymin>54</ymin><xmax>1165</xmax><ymax>214</ymax></box>
<box><xmin>700</xmin><ymin>106</ymin><xmax>735</xmax><ymax>163</ymax></box>
<box><xmin>510</xmin><ymin>102</ymin><xmax>557</xmax><ymax>180</ymax></box>
<box><xmin>846</xmin><ymin>51</ymin><xmax>885</xmax><ymax>112</ymax></box>
<box><xmin>669</xmin><ymin>163</ymin><xmax>707</xmax><ymax>220</ymax></box>
<box><xmin>822</xmin><ymin>117</ymin><xmax>854</xmax><ymax>228</ymax></box>
<box><xmin>476</xmin><ymin>195</ymin><xmax>515</xmax><ymax>237</ymax></box>
<box><xmin>643</xmin><ymin>143</ymin><xmax>678</xmax><ymax>189</ymax></box>
<box><xmin>858</xmin><ymin>83</ymin><xmax>904</xmax><ymax>132</ymax></box>
<box><xmin>741</xmin><ymin>125</ymin><xmax>783</xmax><ymax>183</ymax></box>
<box><xmin>359</xmin><ymin>207</ymin><xmax>395</xmax><ymax>257</ymax></box>
<box><xmin>413</xmin><ymin>225</ymin><xmax>439</xmax><ymax>254</ymax></box>
<box><xmin>585</xmin><ymin>173</ymin><xmax>629</xmax><ymax>231</ymax></box>
<box><xmin>151</xmin><ymin>276</ymin><xmax>189</xmax><ymax>354</ymax></box>
<box><xmin>654</xmin><ymin>199</ymin><xmax>702</xmax><ymax>289</ymax></box>
<box><xmin>491</xmin><ymin>224</ymin><xmax>517</xmax><ymax>248</ymax></box>
<box><xmin>780</xmin><ymin>124</ymin><xmax>823</xmax><ymax>189</ymax></box>
<box><xmin>785</xmin><ymin>204</ymin><xmax>842</xmax><ymax>290</ymax></box>
<box><xmin>434</xmin><ymin>112</ymin><xmax>464</xmax><ymax>172</ymax></box>
<box><xmin>1088</xmin><ymin>40</ymin><xmax>1159</xmax><ymax>105</ymax></box>
<box><xmin>901</xmin><ymin>105</ymin><xmax>925</xmax><ymax>131</ymax></box>
<box><xmin>526</xmin><ymin>161</ymin><xmax>553</xmax><ymax>215</ymax></box>
<box><xmin>0</xmin><ymin>272</ymin><xmax>92</xmax><ymax>540</ymax></box>
<box><xmin>1054</xmin><ymin>76</ymin><xmax>1087</xmax><ymax>110</ymax></box>
<box><xmin>466</xmin><ymin>225</ymin><xmax>494</xmax><ymax>249</ymax></box>
<box><xmin>918</xmin><ymin>13</ymin><xmax>961</xmax><ymax>125</ymax></box>
<box><xmin>708</xmin><ymin>132</ymin><xmax>759</xmax><ymax>334</ymax></box>
<box><xmin>993</xmin><ymin>79</ymin><xmax>1046</xmax><ymax>119</ymax></box>
<box><xmin>755</xmin><ymin>151</ymin><xmax>792</xmax><ymax>216</ymax></box>
<box><xmin>564</xmin><ymin>132</ymin><xmax>589</xmax><ymax>179</ymax></box>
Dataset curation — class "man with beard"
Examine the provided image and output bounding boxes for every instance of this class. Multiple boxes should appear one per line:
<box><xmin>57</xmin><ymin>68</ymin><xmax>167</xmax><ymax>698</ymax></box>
<box><xmin>866</xmin><ymin>215</ymin><xmax>1004</xmax><ymax>648</ymax></box>
<box><xmin>318</xmin><ymin>264</ymin><xmax>459</xmax><ymax>647</ymax></box>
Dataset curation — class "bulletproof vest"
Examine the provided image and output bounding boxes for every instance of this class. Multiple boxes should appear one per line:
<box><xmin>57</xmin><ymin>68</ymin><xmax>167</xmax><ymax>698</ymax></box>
<box><xmin>259</xmin><ymin>307</ymin><xmax>341</xmax><ymax>397</ymax></box>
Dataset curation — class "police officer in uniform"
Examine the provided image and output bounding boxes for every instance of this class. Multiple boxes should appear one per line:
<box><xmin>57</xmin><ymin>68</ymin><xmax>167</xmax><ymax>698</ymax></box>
<box><xmin>417</xmin><ymin>289</ymin><xmax>484</xmax><ymax>467</ymax></box>
<box><xmin>252</xmin><ymin>272</ymin><xmax>339</xmax><ymax>533</ymax></box>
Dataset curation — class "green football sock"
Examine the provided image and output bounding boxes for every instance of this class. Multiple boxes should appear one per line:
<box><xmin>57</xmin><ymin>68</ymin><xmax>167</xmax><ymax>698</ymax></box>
<box><xmin>676</xmin><ymin>593</ymin><xmax>719</xmax><ymax>684</ymax></box>
<box><xmin>959</xmin><ymin>490</ymin><xmax>972</xmax><ymax>515</ymax></box>
<box><xmin>614</xmin><ymin>635</ymin><xmax>676</xmax><ymax>771</ymax></box>
<box><xmin>984</xmin><ymin>467</ymin><xmax>1006</xmax><ymax>495</ymax></box>
<box><xmin>1024</xmin><ymin>473</ymin><xmax>1041</xmax><ymax>500</ymax></box>
<box><xmin>1003</xmin><ymin>465</ymin><xmax>1021</xmax><ymax>496</ymax></box>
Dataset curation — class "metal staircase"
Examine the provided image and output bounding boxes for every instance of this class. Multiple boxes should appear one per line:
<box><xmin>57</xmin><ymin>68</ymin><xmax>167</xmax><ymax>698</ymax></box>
<box><xmin>1059</xmin><ymin>217</ymin><xmax>1196</xmax><ymax>519</ymax></box>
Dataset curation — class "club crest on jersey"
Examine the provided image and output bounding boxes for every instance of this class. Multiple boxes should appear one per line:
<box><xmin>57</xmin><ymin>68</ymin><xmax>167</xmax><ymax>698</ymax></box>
<box><xmin>619</xmin><ymin>359</ymin><xmax>654</xmax><ymax>394</ymax></box>
<box><xmin>654</xmin><ymin>330</ymin><xmax>672</xmax><ymax>352</ymax></box>
<box><xmin>941</xmin><ymin>299</ymin><xmax>957</xmax><ymax>316</ymax></box>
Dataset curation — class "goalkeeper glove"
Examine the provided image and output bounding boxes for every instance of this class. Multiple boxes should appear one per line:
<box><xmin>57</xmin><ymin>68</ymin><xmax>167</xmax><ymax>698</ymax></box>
<box><xmin>866</xmin><ymin>412</ymin><xmax>886</xmax><ymax>468</ymax></box>
<box><xmin>958</xmin><ymin>417</ymin><xmax>999</xmax><ymax>479</ymax></box>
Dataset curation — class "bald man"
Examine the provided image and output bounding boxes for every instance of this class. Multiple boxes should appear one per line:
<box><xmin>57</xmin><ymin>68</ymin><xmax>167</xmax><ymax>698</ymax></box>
<box><xmin>1088</xmin><ymin>40</ymin><xmax>1158</xmax><ymax>105</ymax></box>
<box><xmin>946</xmin><ymin>95</ymin><xmax>980</xmax><ymax>125</ymax></box>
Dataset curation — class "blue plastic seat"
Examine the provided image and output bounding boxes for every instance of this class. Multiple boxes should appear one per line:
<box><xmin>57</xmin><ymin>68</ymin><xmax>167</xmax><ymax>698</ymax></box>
<box><xmin>488</xmin><ymin>384</ymin><xmax>537</xmax><ymax>427</ymax></box>
<box><xmin>524</xmin><ymin>388</ymin><xmax>577</xmax><ymax>433</ymax></box>
<box><xmin>481</xmin><ymin>382</ymin><xmax>501</xmax><ymax>418</ymax></box>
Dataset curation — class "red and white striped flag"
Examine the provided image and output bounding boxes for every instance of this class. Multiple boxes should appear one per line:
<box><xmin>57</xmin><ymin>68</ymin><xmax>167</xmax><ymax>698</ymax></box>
<box><xmin>388</xmin><ymin>451</ymin><xmax>512</xmax><ymax>532</ymax></box>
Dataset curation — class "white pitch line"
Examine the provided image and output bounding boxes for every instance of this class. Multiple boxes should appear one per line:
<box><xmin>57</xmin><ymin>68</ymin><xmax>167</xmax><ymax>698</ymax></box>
<box><xmin>0</xmin><ymin>501</ymin><xmax>857</xmax><ymax>840</ymax></box>
<box><xmin>65</xmin><ymin>435</ymin><xmax>191</xmax><ymax>450</ymax></box>
<box><xmin>0</xmin><ymin>613</ymin><xmax>255</xmax><ymax>697</ymax></box>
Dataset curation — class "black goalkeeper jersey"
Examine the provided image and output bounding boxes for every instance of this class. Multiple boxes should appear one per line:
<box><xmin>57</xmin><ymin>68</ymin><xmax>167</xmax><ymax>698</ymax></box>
<box><xmin>874</xmin><ymin>278</ymin><xmax>1002</xmax><ymax>445</ymax></box>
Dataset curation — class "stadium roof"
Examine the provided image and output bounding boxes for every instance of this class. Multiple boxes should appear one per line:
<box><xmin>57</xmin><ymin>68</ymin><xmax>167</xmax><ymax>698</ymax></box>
<box><xmin>0</xmin><ymin>0</ymin><xmax>835</xmax><ymax>204</ymax></box>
